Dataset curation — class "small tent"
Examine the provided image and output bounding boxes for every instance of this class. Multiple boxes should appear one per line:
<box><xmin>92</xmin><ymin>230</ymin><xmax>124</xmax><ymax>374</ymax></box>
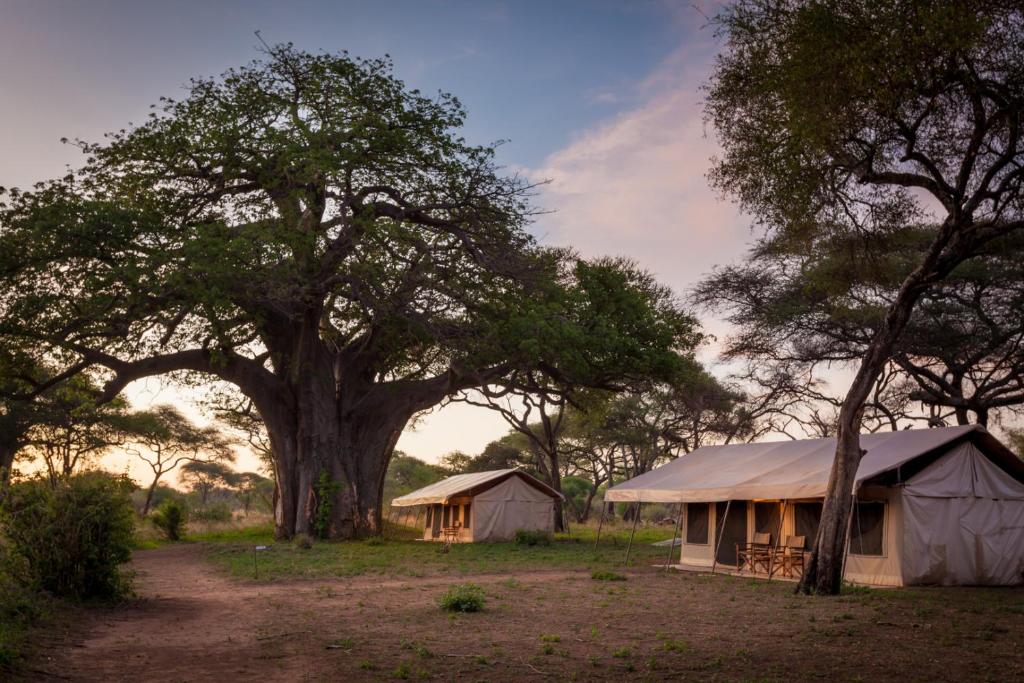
<box><xmin>605</xmin><ymin>425</ymin><xmax>1024</xmax><ymax>586</ymax></box>
<box><xmin>391</xmin><ymin>469</ymin><xmax>563</xmax><ymax>543</ymax></box>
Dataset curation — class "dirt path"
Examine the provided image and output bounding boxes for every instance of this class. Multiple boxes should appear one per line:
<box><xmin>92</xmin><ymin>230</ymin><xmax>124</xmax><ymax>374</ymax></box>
<box><xmin>34</xmin><ymin>544</ymin><xmax>1024</xmax><ymax>682</ymax></box>
<box><xmin>41</xmin><ymin>545</ymin><xmax>588</xmax><ymax>682</ymax></box>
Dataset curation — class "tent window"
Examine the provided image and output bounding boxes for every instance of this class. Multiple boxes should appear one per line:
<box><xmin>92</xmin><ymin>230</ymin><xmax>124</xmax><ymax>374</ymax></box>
<box><xmin>685</xmin><ymin>503</ymin><xmax>709</xmax><ymax>544</ymax></box>
<box><xmin>443</xmin><ymin>505</ymin><xmax>451</xmax><ymax>527</ymax></box>
<box><xmin>850</xmin><ymin>501</ymin><xmax>885</xmax><ymax>556</ymax></box>
<box><xmin>462</xmin><ymin>503</ymin><xmax>471</xmax><ymax>529</ymax></box>
<box><xmin>425</xmin><ymin>506</ymin><xmax>432</xmax><ymax>527</ymax></box>
<box><xmin>794</xmin><ymin>503</ymin><xmax>822</xmax><ymax>550</ymax></box>
<box><xmin>754</xmin><ymin>502</ymin><xmax>781</xmax><ymax>540</ymax></box>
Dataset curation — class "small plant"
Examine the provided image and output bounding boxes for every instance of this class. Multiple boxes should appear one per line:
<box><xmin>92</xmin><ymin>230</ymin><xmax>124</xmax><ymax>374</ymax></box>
<box><xmin>663</xmin><ymin>639</ymin><xmax>690</xmax><ymax>653</ymax></box>
<box><xmin>150</xmin><ymin>499</ymin><xmax>187</xmax><ymax>541</ymax></box>
<box><xmin>612</xmin><ymin>647</ymin><xmax>631</xmax><ymax>658</ymax></box>
<box><xmin>513</xmin><ymin>529</ymin><xmax>552</xmax><ymax>546</ymax></box>
<box><xmin>539</xmin><ymin>634</ymin><xmax>561</xmax><ymax>643</ymax></box>
<box><xmin>439</xmin><ymin>583</ymin><xmax>485</xmax><ymax>612</ymax></box>
<box><xmin>394</xmin><ymin>661</ymin><xmax>412</xmax><ymax>679</ymax></box>
<box><xmin>591</xmin><ymin>570</ymin><xmax>627</xmax><ymax>582</ymax></box>
<box><xmin>358</xmin><ymin>660</ymin><xmax>376</xmax><ymax>670</ymax></box>
<box><xmin>541</xmin><ymin>644</ymin><xmax>554</xmax><ymax>655</ymax></box>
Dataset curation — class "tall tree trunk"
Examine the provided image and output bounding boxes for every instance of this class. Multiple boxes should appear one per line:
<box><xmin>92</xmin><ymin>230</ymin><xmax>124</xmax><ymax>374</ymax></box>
<box><xmin>142</xmin><ymin>476</ymin><xmax>160</xmax><ymax>517</ymax></box>
<box><xmin>0</xmin><ymin>439</ymin><xmax>17</xmax><ymax>499</ymax></box>
<box><xmin>799</xmin><ymin>272</ymin><xmax>935</xmax><ymax>594</ymax></box>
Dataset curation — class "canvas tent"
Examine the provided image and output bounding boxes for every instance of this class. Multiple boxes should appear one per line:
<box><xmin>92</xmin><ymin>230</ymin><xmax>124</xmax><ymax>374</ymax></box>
<box><xmin>391</xmin><ymin>469</ymin><xmax>563</xmax><ymax>543</ymax></box>
<box><xmin>605</xmin><ymin>426</ymin><xmax>1024</xmax><ymax>586</ymax></box>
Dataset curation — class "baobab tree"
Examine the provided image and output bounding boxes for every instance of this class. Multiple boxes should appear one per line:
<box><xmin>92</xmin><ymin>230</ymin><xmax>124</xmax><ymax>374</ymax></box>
<box><xmin>0</xmin><ymin>45</ymin><xmax>697</xmax><ymax>538</ymax></box>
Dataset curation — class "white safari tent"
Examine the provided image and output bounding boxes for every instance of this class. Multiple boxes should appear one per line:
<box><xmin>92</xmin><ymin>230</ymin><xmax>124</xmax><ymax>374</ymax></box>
<box><xmin>605</xmin><ymin>426</ymin><xmax>1024</xmax><ymax>586</ymax></box>
<box><xmin>390</xmin><ymin>469</ymin><xmax>563</xmax><ymax>543</ymax></box>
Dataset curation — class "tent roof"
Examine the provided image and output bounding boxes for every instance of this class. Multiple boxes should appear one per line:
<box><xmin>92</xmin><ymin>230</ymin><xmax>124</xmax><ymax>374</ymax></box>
<box><xmin>604</xmin><ymin>425</ymin><xmax>1021</xmax><ymax>504</ymax></box>
<box><xmin>391</xmin><ymin>469</ymin><xmax>563</xmax><ymax>507</ymax></box>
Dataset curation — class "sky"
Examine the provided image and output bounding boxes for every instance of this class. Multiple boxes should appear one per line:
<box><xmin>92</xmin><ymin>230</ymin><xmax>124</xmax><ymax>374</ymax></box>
<box><xmin>0</xmin><ymin>0</ymin><xmax>757</xmax><ymax>479</ymax></box>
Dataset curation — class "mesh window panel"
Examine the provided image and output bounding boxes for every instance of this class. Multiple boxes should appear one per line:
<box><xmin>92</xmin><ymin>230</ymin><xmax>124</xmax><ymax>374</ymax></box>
<box><xmin>851</xmin><ymin>501</ymin><xmax>885</xmax><ymax>556</ymax></box>
<box><xmin>794</xmin><ymin>503</ymin><xmax>823</xmax><ymax>549</ymax></box>
<box><xmin>443</xmin><ymin>505</ymin><xmax>451</xmax><ymax>526</ymax></box>
<box><xmin>754</xmin><ymin>502</ymin><xmax>781</xmax><ymax>539</ymax></box>
<box><xmin>463</xmin><ymin>503</ymin><xmax>471</xmax><ymax>529</ymax></box>
<box><xmin>686</xmin><ymin>503</ymin><xmax>709</xmax><ymax>544</ymax></box>
<box><xmin>425</xmin><ymin>506</ymin><xmax>432</xmax><ymax>527</ymax></box>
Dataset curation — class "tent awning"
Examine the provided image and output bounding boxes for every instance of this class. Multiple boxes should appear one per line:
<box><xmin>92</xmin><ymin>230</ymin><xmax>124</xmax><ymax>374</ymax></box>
<box><xmin>604</xmin><ymin>425</ymin><xmax>1011</xmax><ymax>504</ymax></box>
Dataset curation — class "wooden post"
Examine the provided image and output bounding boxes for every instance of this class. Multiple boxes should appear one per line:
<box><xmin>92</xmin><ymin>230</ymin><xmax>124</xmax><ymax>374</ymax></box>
<box><xmin>664</xmin><ymin>502</ymin><xmax>683</xmax><ymax>571</ymax></box>
<box><xmin>767</xmin><ymin>500</ymin><xmax>788</xmax><ymax>582</ymax></box>
<box><xmin>623</xmin><ymin>503</ymin><xmax>642</xmax><ymax>566</ymax></box>
<box><xmin>593</xmin><ymin>505</ymin><xmax>607</xmax><ymax>551</ymax></box>
<box><xmin>711</xmin><ymin>500</ymin><xmax>732</xmax><ymax>575</ymax></box>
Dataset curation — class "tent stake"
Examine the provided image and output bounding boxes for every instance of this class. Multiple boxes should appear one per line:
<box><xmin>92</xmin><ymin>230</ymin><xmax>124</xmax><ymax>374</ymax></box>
<box><xmin>665</xmin><ymin>502</ymin><xmax>683</xmax><ymax>571</ymax></box>
<box><xmin>623</xmin><ymin>503</ymin><xmax>641</xmax><ymax>566</ymax></box>
<box><xmin>711</xmin><ymin>500</ymin><xmax>732</xmax><ymax>575</ymax></box>
<box><xmin>767</xmin><ymin>500</ymin><xmax>788</xmax><ymax>582</ymax></box>
<box><xmin>593</xmin><ymin>504</ymin><xmax>607</xmax><ymax>551</ymax></box>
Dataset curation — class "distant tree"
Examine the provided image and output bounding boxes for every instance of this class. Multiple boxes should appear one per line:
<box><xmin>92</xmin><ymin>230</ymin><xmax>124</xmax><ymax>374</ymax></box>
<box><xmin>128</xmin><ymin>405</ymin><xmax>236</xmax><ymax>516</ymax></box>
<box><xmin>179</xmin><ymin>460</ymin><xmax>239</xmax><ymax>507</ymax></box>
<box><xmin>458</xmin><ymin>258</ymin><xmax>704</xmax><ymax>530</ymax></box>
<box><xmin>438</xmin><ymin>451</ymin><xmax>476</xmax><ymax>475</ymax></box>
<box><xmin>707</xmin><ymin>0</ymin><xmax>1024</xmax><ymax>594</ymax></box>
<box><xmin>234</xmin><ymin>471</ymin><xmax>274</xmax><ymax>515</ymax></box>
<box><xmin>383</xmin><ymin>452</ymin><xmax>445</xmax><ymax>507</ymax></box>
<box><xmin>25</xmin><ymin>376</ymin><xmax>144</xmax><ymax>487</ymax></box>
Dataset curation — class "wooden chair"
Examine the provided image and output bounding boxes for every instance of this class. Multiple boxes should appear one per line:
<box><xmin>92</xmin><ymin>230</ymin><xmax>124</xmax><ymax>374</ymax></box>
<box><xmin>441</xmin><ymin>521</ymin><xmax>461</xmax><ymax>553</ymax></box>
<box><xmin>736</xmin><ymin>532</ymin><xmax>773</xmax><ymax>574</ymax></box>
<box><xmin>775</xmin><ymin>535</ymin><xmax>806</xmax><ymax>578</ymax></box>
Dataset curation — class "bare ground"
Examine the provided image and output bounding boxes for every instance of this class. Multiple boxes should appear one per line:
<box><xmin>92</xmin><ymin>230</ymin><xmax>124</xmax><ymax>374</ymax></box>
<box><xmin>29</xmin><ymin>544</ymin><xmax>1024</xmax><ymax>682</ymax></box>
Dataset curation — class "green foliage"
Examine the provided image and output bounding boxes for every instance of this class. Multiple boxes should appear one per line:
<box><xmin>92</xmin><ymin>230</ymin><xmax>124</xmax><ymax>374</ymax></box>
<box><xmin>591</xmin><ymin>570</ymin><xmax>627</xmax><ymax>582</ymax></box>
<box><xmin>190</xmin><ymin>502</ymin><xmax>233</xmax><ymax>523</ymax></box>
<box><xmin>0</xmin><ymin>569</ymin><xmax>47</xmax><ymax>670</ymax></box>
<box><xmin>1</xmin><ymin>472</ymin><xmax>135</xmax><ymax>600</ymax></box>
<box><xmin>439</xmin><ymin>583</ymin><xmax>485</xmax><ymax>613</ymax></box>
<box><xmin>313</xmin><ymin>471</ymin><xmax>342</xmax><ymax>540</ymax></box>
<box><xmin>150</xmin><ymin>499</ymin><xmax>188</xmax><ymax>541</ymax></box>
<box><xmin>513</xmin><ymin>529</ymin><xmax>552</xmax><ymax>546</ymax></box>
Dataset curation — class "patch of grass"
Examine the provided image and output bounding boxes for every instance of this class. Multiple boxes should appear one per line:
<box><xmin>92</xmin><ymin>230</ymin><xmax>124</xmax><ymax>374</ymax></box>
<box><xmin>539</xmin><ymin>634</ymin><xmax>561</xmax><ymax>643</ymax></box>
<box><xmin>612</xmin><ymin>646</ymin><xmax>631</xmax><ymax>658</ymax></box>
<box><xmin>514</xmin><ymin>529</ymin><xmax>552</xmax><ymax>546</ymax></box>
<box><xmin>591</xmin><ymin>570</ymin><xmax>627</xmax><ymax>581</ymax></box>
<box><xmin>439</xmin><ymin>583</ymin><xmax>485</xmax><ymax>613</ymax></box>
<box><xmin>358</xmin><ymin>659</ymin><xmax>376</xmax><ymax>670</ymax></box>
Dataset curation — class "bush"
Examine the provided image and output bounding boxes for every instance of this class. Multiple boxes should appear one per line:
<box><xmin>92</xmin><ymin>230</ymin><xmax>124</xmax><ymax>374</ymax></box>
<box><xmin>1</xmin><ymin>473</ymin><xmax>135</xmax><ymax>600</ymax></box>
<box><xmin>0</xmin><ymin>570</ymin><xmax>47</xmax><ymax>670</ymax></box>
<box><xmin>190</xmin><ymin>502</ymin><xmax>232</xmax><ymax>523</ymax></box>
<box><xmin>513</xmin><ymin>529</ymin><xmax>552</xmax><ymax>546</ymax></box>
<box><xmin>439</xmin><ymin>583</ymin><xmax>485</xmax><ymax>613</ymax></box>
<box><xmin>591</xmin><ymin>570</ymin><xmax>627</xmax><ymax>581</ymax></box>
<box><xmin>150</xmin><ymin>499</ymin><xmax>188</xmax><ymax>541</ymax></box>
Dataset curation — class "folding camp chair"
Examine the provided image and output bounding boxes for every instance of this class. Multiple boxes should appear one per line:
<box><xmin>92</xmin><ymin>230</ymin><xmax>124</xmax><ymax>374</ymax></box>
<box><xmin>736</xmin><ymin>532</ymin><xmax>773</xmax><ymax>574</ymax></box>
<box><xmin>441</xmin><ymin>521</ymin><xmax>461</xmax><ymax>553</ymax></box>
<box><xmin>774</xmin><ymin>535</ymin><xmax>806</xmax><ymax>578</ymax></box>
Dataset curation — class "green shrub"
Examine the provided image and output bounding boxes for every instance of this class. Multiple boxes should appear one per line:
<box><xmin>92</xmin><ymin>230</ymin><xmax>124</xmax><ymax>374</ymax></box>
<box><xmin>0</xmin><ymin>570</ymin><xmax>47</xmax><ymax>670</ymax></box>
<box><xmin>190</xmin><ymin>502</ymin><xmax>232</xmax><ymax>523</ymax></box>
<box><xmin>150</xmin><ymin>499</ymin><xmax>187</xmax><ymax>541</ymax></box>
<box><xmin>591</xmin><ymin>570</ymin><xmax>627</xmax><ymax>581</ymax></box>
<box><xmin>439</xmin><ymin>583</ymin><xmax>485</xmax><ymax>612</ymax></box>
<box><xmin>513</xmin><ymin>529</ymin><xmax>552</xmax><ymax>546</ymax></box>
<box><xmin>1</xmin><ymin>473</ymin><xmax>135</xmax><ymax>600</ymax></box>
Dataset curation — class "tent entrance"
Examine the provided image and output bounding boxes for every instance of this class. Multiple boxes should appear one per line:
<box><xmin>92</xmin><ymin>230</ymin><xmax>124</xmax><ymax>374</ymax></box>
<box><xmin>430</xmin><ymin>504</ymin><xmax>442</xmax><ymax>538</ymax></box>
<box><xmin>715</xmin><ymin>501</ymin><xmax>747</xmax><ymax>566</ymax></box>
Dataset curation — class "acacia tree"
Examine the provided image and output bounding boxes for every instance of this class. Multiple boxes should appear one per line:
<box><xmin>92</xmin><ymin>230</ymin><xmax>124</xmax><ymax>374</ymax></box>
<box><xmin>180</xmin><ymin>460</ymin><xmax>239</xmax><ymax>507</ymax></box>
<box><xmin>0</xmin><ymin>45</ymin><xmax>618</xmax><ymax>538</ymax></box>
<box><xmin>456</xmin><ymin>257</ymin><xmax>704</xmax><ymax>531</ymax></box>
<box><xmin>696</xmin><ymin>228</ymin><xmax>1024</xmax><ymax>430</ymax></box>
<box><xmin>707</xmin><ymin>0</ymin><xmax>1024</xmax><ymax>593</ymax></box>
<box><xmin>129</xmin><ymin>405</ymin><xmax>236</xmax><ymax>516</ymax></box>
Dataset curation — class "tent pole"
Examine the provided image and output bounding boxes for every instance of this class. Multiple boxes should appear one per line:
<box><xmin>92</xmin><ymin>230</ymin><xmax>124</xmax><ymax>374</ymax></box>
<box><xmin>593</xmin><ymin>504</ymin><xmax>607</xmax><ymax>551</ymax></box>
<box><xmin>623</xmin><ymin>503</ymin><xmax>642</xmax><ymax>566</ymax></box>
<box><xmin>767</xmin><ymin>500</ymin><xmax>788</xmax><ymax>582</ymax></box>
<box><xmin>711</xmin><ymin>500</ymin><xmax>732</xmax><ymax>575</ymax></box>
<box><xmin>665</xmin><ymin>502</ymin><xmax>683</xmax><ymax>571</ymax></box>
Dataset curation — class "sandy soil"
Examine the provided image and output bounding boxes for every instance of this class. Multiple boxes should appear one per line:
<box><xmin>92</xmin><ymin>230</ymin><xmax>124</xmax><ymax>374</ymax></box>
<box><xmin>29</xmin><ymin>544</ymin><xmax>1024</xmax><ymax>681</ymax></box>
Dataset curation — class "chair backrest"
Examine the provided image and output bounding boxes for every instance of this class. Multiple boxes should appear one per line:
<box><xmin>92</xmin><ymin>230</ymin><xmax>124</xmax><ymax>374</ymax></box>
<box><xmin>753</xmin><ymin>531</ymin><xmax>771</xmax><ymax>545</ymax></box>
<box><xmin>786</xmin><ymin>535</ymin><xmax>806</xmax><ymax>550</ymax></box>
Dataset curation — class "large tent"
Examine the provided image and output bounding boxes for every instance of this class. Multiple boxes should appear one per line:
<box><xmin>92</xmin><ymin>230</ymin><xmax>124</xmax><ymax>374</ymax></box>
<box><xmin>605</xmin><ymin>426</ymin><xmax>1024</xmax><ymax>586</ymax></box>
<box><xmin>391</xmin><ymin>469</ymin><xmax>562</xmax><ymax>543</ymax></box>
